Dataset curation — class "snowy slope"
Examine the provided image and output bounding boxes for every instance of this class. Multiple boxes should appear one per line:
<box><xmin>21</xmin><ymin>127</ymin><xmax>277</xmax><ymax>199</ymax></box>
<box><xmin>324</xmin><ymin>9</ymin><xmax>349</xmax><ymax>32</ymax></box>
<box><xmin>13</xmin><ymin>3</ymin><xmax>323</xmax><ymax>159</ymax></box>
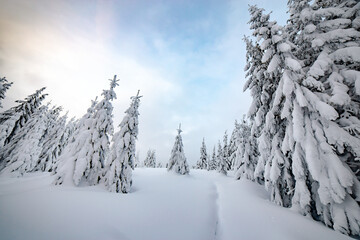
<box><xmin>0</xmin><ymin>169</ymin><xmax>352</xmax><ymax>240</ymax></box>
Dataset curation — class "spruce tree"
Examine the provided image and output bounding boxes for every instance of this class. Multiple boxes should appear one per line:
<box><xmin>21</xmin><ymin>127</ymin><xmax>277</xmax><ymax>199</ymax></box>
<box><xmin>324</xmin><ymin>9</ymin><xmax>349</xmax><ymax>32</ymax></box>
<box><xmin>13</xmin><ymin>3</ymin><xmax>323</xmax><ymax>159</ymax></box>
<box><xmin>228</xmin><ymin>120</ymin><xmax>240</xmax><ymax>170</ymax></box>
<box><xmin>55</xmin><ymin>75</ymin><xmax>118</xmax><ymax>186</ymax></box>
<box><xmin>105</xmin><ymin>90</ymin><xmax>141</xmax><ymax>193</ymax></box>
<box><xmin>0</xmin><ymin>76</ymin><xmax>13</xmax><ymax>108</ymax></box>
<box><xmin>144</xmin><ymin>149</ymin><xmax>156</xmax><ymax>168</ymax></box>
<box><xmin>36</xmin><ymin>108</ymin><xmax>70</xmax><ymax>172</ymax></box>
<box><xmin>222</xmin><ymin>131</ymin><xmax>231</xmax><ymax>170</ymax></box>
<box><xmin>196</xmin><ymin>138</ymin><xmax>208</xmax><ymax>169</ymax></box>
<box><xmin>0</xmin><ymin>87</ymin><xmax>47</xmax><ymax>148</ymax></box>
<box><xmin>207</xmin><ymin>146</ymin><xmax>217</xmax><ymax>171</ymax></box>
<box><xmin>242</xmin><ymin>14</ymin><xmax>281</xmax><ymax>184</ymax></box>
<box><xmin>234</xmin><ymin>117</ymin><xmax>258</xmax><ymax>181</ymax></box>
<box><xmin>243</xmin><ymin>2</ymin><xmax>360</xmax><ymax>235</ymax></box>
<box><xmin>167</xmin><ymin>124</ymin><xmax>189</xmax><ymax>175</ymax></box>
<box><xmin>86</xmin><ymin>75</ymin><xmax>119</xmax><ymax>184</ymax></box>
<box><xmin>283</xmin><ymin>0</ymin><xmax>360</xmax><ymax>235</ymax></box>
<box><xmin>1</xmin><ymin>105</ymin><xmax>49</xmax><ymax>175</ymax></box>
<box><xmin>217</xmin><ymin>141</ymin><xmax>227</xmax><ymax>175</ymax></box>
<box><xmin>247</xmin><ymin>5</ymin><xmax>295</xmax><ymax>207</ymax></box>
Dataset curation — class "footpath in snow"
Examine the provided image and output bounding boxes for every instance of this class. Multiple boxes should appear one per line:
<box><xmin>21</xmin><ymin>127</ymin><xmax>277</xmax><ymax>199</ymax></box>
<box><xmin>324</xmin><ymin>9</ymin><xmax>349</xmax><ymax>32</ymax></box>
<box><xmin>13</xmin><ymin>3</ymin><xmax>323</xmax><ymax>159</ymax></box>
<box><xmin>0</xmin><ymin>169</ymin><xmax>352</xmax><ymax>240</ymax></box>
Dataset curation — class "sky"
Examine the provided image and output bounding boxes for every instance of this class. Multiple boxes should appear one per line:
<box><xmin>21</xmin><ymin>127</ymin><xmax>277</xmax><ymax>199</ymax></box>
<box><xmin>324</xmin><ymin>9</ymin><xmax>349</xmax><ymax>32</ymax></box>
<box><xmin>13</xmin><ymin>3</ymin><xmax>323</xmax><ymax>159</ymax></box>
<box><xmin>0</xmin><ymin>0</ymin><xmax>288</xmax><ymax>166</ymax></box>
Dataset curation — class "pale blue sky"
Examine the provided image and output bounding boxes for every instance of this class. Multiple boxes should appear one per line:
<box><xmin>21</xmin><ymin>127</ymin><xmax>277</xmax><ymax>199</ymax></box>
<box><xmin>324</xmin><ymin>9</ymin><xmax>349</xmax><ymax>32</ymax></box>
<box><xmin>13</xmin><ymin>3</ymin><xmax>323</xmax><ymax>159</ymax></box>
<box><xmin>0</xmin><ymin>0</ymin><xmax>288</xmax><ymax>165</ymax></box>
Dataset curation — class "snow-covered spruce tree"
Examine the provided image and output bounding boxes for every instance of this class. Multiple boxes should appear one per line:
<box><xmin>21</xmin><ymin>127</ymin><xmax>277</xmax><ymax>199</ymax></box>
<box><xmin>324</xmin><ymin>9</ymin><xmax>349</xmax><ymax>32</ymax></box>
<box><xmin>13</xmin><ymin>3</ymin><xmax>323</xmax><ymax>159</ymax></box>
<box><xmin>279</xmin><ymin>0</ymin><xmax>360</xmax><ymax>235</ymax></box>
<box><xmin>0</xmin><ymin>105</ymin><xmax>49</xmax><ymax>175</ymax></box>
<box><xmin>0</xmin><ymin>76</ymin><xmax>13</xmax><ymax>108</ymax></box>
<box><xmin>244</xmin><ymin>2</ymin><xmax>360</xmax><ymax>235</ymax></box>
<box><xmin>217</xmin><ymin>140</ymin><xmax>227</xmax><ymax>175</ymax></box>
<box><xmin>247</xmin><ymin>5</ymin><xmax>295</xmax><ymax>207</ymax></box>
<box><xmin>55</xmin><ymin>75</ymin><xmax>119</xmax><ymax>186</ymax></box>
<box><xmin>46</xmin><ymin>116</ymin><xmax>76</xmax><ymax>172</ymax></box>
<box><xmin>243</xmin><ymin>13</ymin><xmax>283</xmax><ymax>184</ymax></box>
<box><xmin>289</xmin><ymin>0</ymin><xmax>360</xmax><ymax>183</ymax></box>
<box><xmin>0</xmin><ymin>87</ymin><xmax>47</xmax><ymax>148</ymax></box>
<box><xmin>86</xmin><ymin>76</ymin><xmax>119</xmax><ymax>184</ymax></box>
<box><xmin>196</xmin><ymin>138</ymin><xmax>208</xmax><ymax>169</ymax></box>
<box><xmin>105</xmin><ymin>90</ymin><xmax>141</xmax><ymax>193</ymax></box>
<box><xmin>207</xmin><ymin>146</ymin><xmax>217</xmax><ymax>171</ymax></box>
<box><xmin>234</xmin><ymin>117</ymin><xmax>258</xmax><ymax>181</ymax></box>
<box><xmin>144</xmin><ymin>149</ymin><xmax>156</xmax><ymax>168</ymax></box>
<box><xmin>167</xmin><ymin>124</ymin><xmax>189</xmax><ymax>175</ymax></box>
<box><xmin>222</xmin><ymin>131</ymin><xmax>231</xmax><ymax>171</ymax></box>
<box><xmin>156</xmin><ymin>162</ymin><xmax>163</xmax><ymax>168</ymax></box>
<box><xmin>36</xmin><ymin>108</ymin><xmax>70</xmax><ymax>172</ymax></box>
<box><xmin>54</xmin><ymin>98</ymin><xmax>98</xmax><ymax>185</ymax></box>
<box><xmin>228</xmin><ymin>120</ymin><xmax>240</xmax><ymax>170</ymax></box>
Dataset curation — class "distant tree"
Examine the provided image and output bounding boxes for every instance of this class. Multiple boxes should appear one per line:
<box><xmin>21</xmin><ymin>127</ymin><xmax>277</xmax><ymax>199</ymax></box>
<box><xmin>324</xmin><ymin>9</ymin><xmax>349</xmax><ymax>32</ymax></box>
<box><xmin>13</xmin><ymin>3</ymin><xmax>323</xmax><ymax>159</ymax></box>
<box><xmin>167</xmin><ymin>124</ymin><xmax>189</xmax><ymax>175</ymax></box>
<box><xmin>222</xmin><ymin>131</ymin><xmax>231</xmax><ymax>170</ymax></box>
<box><xmin>105</xmin><ymin>90</ymin><xmax>142</xmax><ymax>193</ymax></box>
<box><xmin>156</xmin><ymin>162</ymin><xmax>163</xmax><ymax>168</ymax></box>
<box><xmin>207</xmin><ymin>146</ymin><xmax>218</xmax><ymax>171</ymax></box>
<box><xmin>234</xmin><ymin>117</ymin><xmax>258</xmax><ymax>181</ymax></box>
<box><xmin>196</xmin><ymin>138</ymin><xmax>208</xmax><ymax>169</ymax></box>
<box><xmin>228</xmin><ymin>120</ymin><xmax>240</xmax><ymax>170</ymax></box>
<box><xmin>144</xmin><ymin>149</ymin><xmax>156</xmax><ymax>168</ymax></box>
<box><xmin>217</xmin><ymin>141</ymin><xmax>227</xmax><ymax>175</ymax></box>
<box><xmin>0</xmin><ymin>76</ymin><xmax>13</xmax><ymax>108</ymax></box>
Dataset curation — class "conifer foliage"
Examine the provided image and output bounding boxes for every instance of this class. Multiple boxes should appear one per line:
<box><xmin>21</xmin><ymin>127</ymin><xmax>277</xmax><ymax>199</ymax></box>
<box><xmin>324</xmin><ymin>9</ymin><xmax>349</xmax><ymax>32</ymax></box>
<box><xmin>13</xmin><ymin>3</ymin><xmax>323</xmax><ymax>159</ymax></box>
<box><xmin>228</xmin><ymin>120</ymin><xmax>240</xmax><ymax>170</ymax></box>
<box><xmin>167</xmin><ymin>124</ymin><xmax>189</xmax><ymax>175</ymax></box>
<box><xmin>105</xmin><ymin>90</ymin><xmax>142</xmax><ymax>193</ymax></box>
<box><xmin>207</xmin><ymin>146</ymin><xmax>218</xmax><ymax>171</ymax></box>
<box><xmin>0</xmin><ymin>88</ymin><xmax>48</xmax><ymax>170</ymax></box>
<box><xmin>196</xmin><ymin>138</ymin><xmax>208</xmax><ymax>169</ymax></box>
<box><xmin>0</xmin><ymin>76</ymin><xmax>12</xmax><ymax>108</ymax></box>
<box><xmin>144</xmin><ymin>149</ymin><xmax>156</xmax><ymax>168</ymax></box>
<box><xmin>1</xmin><ymin>105</ymin><xmax>49</xmax><ymax>175</ymax></box>
<box><xmin>243</xmin><ymin>1</ymin><xmax>360</xmax><ymax>235</ymax></box>
<box><xmin>0</xmin><ymin>87</ymin><xmax>47</xmax><ymax>149</ymax></box>
<box><xmin>222</xmin><ymin>131</ymin><xmax>231</xmax><ymax>171</ymax></box>
<box><xmin>234</xmin><ymin>117</ymin><xmax>258</xmax><ymax>182</ymax></box>
<box><xmin>217</xmin><ymin>141</ymin><xmax>227</xmax><ymax>175</ymax></box>
<box><xmin>55</xmin><ymin>76</ymin><xmax>119</xmax><ymax>186</ymax></box>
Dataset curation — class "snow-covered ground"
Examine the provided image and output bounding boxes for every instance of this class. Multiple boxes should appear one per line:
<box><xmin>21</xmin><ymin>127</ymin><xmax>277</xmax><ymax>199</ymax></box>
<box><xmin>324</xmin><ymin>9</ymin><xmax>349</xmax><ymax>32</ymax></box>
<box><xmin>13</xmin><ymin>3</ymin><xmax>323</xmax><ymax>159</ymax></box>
<box><xmin>0</xmin><ymin>169</ymin><xmax>352</xmax><ymax>240</ymax></box>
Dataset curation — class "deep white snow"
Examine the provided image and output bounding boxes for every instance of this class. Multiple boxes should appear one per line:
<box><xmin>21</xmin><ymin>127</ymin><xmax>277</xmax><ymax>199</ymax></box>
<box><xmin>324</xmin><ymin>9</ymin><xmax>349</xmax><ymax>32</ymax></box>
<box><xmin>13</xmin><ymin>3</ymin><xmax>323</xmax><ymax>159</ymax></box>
<box><xmin>0</xmin><ymin>169</ymin><xmax>352</xmax><ymax>240</ymax></box>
